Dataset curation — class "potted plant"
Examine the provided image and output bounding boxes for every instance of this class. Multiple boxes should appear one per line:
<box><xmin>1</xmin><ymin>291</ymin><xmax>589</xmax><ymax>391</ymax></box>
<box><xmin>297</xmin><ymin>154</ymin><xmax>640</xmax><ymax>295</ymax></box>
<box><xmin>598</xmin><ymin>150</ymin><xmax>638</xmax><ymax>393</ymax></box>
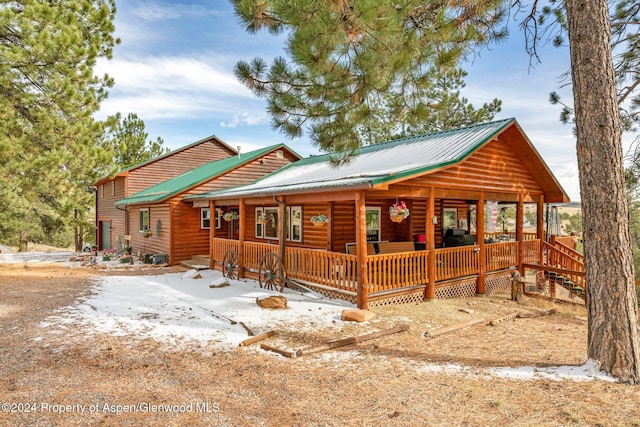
<box><xmin>257</xmin><ymin>213</ymin><xmax>269</xmax><ymax>224</ymax></box>
<box><xmin>223</xmin><ymin>212</ymin><xmax>239</xmax><ymax>222</ymax></box>
<box><xmin>310</xmin><ymin>213</ymin><xmax>329</xmax><ymax>226</ymax></box>
<box><xmin>389</xmin><ymin>201</ymin><xmax>410</xmax><ymax>223</ymax></box>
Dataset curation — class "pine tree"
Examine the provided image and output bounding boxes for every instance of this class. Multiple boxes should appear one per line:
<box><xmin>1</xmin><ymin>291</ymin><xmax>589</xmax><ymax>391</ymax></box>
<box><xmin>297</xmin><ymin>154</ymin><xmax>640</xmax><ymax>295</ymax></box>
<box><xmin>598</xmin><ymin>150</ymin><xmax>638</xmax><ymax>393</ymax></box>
<box><xmin>231</xmin><ymin>0</ymin><xmax>507</xmax><ymax>153</ymax></box>
<box><xmin>103</xmin><ymin>113</ymin><xmax>170</xmax><ymax>170</ymax></box>
<box><xmin>0</xmin><ymin>1</ymin><xmax>118</xmax><ymax>249</ymax></box>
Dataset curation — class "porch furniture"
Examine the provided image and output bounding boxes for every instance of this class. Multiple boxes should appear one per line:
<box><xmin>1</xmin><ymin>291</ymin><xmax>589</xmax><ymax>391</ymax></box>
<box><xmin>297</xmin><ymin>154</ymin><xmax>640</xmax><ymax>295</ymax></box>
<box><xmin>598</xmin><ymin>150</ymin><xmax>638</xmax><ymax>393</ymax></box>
<box><xmin>347</xmin><ymin>243</ymin><xmax>376</xmax><ymax>255</ymax></box>
<box><xmin>443</xmin><ymin>228</ymin><xmax>476</xmax><ymax>247</ymax></box>
<box><xmin>377</xmin><ymin>241</ymin><xmax>416</xmax><ymax>254</ymax></box>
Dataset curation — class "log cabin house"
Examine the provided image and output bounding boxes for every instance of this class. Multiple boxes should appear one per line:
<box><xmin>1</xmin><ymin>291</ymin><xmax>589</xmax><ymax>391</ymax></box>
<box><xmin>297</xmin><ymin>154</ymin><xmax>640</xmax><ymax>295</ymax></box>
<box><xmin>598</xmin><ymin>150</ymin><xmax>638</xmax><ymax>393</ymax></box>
<box><xmin>92</xmin><ymin>135</ymin><xmax>239</xmax><ymax>252</ymax></box>
<box><xmin>112</xmin><ymin>144</ymin><xmax>301</xmax><ymax>265</ymax></box>
<box><xmin>186</xmin><ymin>118</ymin><xmax>575</xmax><ymax>309</ymax></box>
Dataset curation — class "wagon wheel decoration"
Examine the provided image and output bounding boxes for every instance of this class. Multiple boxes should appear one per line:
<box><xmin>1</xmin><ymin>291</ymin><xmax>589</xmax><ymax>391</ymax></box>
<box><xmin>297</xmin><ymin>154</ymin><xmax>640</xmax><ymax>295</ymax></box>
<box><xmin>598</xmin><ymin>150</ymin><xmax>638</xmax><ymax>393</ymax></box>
<box><xmin>221</xmin><ymin>249</ymin><xmax>239</xmax><ymax>279</ymax></box>
<box><xmin>258</xmin><ymin>252</ymin><xmax>287</xmax><ymax>293</ymax></box>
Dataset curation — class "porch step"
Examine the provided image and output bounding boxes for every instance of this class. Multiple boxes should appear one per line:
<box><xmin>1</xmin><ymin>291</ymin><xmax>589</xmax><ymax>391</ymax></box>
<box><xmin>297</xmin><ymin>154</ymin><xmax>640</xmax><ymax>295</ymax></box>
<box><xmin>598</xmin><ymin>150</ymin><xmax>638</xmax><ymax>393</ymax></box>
<box><xmin>180</xmin><ymin>255</ymin><xmax>210</xmax><ymax>270</ymax></box>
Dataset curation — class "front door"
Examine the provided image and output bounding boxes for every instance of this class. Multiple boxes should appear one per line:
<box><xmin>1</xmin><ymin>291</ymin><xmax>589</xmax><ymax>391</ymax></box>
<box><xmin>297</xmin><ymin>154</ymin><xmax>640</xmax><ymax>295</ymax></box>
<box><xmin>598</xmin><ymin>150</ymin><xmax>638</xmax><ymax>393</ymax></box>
<box><xmin>100</xmin><ymin>221</ymin><xmax>111</xmax><ymax>250</ymax></box>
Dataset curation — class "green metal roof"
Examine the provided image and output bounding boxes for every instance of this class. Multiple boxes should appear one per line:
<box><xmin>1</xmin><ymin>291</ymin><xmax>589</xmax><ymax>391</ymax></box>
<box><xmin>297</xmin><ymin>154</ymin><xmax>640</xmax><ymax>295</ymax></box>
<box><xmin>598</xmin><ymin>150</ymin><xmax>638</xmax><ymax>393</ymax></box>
<box><xmin>187</xmin><ymin>118</ymin><xmax>569</xmax><ymax>201</ymax></box>
<box><xmin>116</xmin><ymin>144</ymin><xmax>291</xmax><ymax>206</ymax></box>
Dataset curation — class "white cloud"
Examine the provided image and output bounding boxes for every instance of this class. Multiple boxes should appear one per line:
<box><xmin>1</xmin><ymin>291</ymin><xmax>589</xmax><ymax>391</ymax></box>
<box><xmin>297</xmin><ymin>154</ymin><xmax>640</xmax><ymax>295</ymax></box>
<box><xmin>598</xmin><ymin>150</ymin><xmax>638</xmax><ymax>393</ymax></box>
<box><xmin>95</xmin><ymin>55</ymin><xmax>262</xmax><ymax>120</ymax></box>
<box><xmin>131</xmin><ymin>2</ymin><xmax>222</xmax><ymax>22</ymax></box>
<box><xmin>220</xmin><ymin>112</ymin><xmax>267</xmax><ymax>128</ymax></box>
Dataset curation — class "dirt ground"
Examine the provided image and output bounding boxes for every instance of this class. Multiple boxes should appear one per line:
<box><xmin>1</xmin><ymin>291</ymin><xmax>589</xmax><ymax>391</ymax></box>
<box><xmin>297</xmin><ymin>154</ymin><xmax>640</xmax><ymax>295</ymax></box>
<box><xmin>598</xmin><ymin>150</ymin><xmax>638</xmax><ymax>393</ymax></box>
<box><xmin>0</xmin><ymin>263</ymin><xmax>638</xmax><ymax>427</ymax></box>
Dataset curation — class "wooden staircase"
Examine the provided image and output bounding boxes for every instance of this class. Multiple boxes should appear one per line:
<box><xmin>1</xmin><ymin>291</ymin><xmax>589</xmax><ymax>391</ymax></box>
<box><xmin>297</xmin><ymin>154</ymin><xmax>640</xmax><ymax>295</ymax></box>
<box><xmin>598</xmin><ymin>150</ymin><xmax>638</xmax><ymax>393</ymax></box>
<box><xmin>523</xmin><ymin>239</ymin><xmax>586</xmax><ymax>303</ymax></box>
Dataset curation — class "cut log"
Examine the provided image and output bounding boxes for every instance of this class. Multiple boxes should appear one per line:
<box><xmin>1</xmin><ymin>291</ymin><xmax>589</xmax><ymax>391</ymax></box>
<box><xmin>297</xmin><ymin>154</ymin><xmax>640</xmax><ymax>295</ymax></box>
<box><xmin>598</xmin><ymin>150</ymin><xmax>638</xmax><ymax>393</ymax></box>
<box><xmin>260</xmin><ymin>343</ymin><xmax>297</xmax><ymax>358</ymax></box>
<box><xmin>239</xmin><ymin>331</ymin><xmax>275</xmax><ymax>347</ymax></box>
<box><xmin>516</xmin><ymin>309</ymin><xmax>557</xmax><ymax>318</ymax></box>
<box><xmin>296</xmin><ymin>325</ymin><xmax>409</xmax><ymax>357</ymax></box>
<box><xmin>489</xmin><ymin>312</ymin><xmax>519</xmax><ymax>326</ymax></box>
<box><xmin>424</xmin><ymin>318</ymin><xmax>485</xmax><ymax>338</ymax></box>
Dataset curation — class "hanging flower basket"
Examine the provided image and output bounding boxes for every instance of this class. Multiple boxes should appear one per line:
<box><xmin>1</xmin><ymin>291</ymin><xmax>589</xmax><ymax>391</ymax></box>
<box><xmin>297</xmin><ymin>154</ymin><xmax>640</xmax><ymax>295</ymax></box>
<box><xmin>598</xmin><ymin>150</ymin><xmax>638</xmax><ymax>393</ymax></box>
<box><xmin>310</xmin><ymin>214</ymin><xmax>329</xmax><ymax>226</ymax></box>
<box><xmin>389</xmin><ymin>201</ymin><xmax>410</xmax><ymax>223</ymax></box>
<box><xmin>223</xmin><ymin>212</ymin><xmax>239</xmax><ymax>222</ymax></box>
<box><xmin>257</xmin><ymin>213</ymin><xmax>269</xmax><ymax>224</ymax></box>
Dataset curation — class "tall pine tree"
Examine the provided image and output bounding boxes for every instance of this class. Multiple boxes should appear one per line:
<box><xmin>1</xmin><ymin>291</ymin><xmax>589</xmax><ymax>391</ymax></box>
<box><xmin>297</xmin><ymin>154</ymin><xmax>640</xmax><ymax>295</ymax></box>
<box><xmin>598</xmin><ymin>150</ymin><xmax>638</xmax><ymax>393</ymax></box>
<box><xmin>0</xmin><ymin>1</ymin><xmax>118</xmax><ymax>250</ymax></box>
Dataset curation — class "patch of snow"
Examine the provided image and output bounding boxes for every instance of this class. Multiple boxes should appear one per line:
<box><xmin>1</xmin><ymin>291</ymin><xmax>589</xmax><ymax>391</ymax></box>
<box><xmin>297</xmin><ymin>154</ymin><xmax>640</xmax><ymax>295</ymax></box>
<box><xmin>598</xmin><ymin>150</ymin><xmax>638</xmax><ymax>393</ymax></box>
<box><xmin>39</xmin><ymin>269</ymin><xmax>618</xmax><ymax>383</ymax></box>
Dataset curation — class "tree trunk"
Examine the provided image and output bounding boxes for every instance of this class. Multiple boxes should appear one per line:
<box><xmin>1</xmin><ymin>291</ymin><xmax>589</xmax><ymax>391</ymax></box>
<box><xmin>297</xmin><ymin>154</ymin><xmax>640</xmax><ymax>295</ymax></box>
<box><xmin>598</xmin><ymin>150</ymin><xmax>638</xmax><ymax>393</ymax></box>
<box><xmin>565</xmin><ymin>0</ymin><xmax>640</xmax><ymax>383</ymax></box>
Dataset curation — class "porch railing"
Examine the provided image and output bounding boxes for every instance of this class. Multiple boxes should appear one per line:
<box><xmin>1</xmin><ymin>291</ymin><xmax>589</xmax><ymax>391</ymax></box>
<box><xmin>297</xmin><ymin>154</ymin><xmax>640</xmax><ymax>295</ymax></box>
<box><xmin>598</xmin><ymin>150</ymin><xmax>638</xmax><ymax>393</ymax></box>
<box><xmin>212</xmin><ymin>237</ymin><xmax>545</xmax><ymax>297</ymax></box>
<box><xmin>435</xmin><ymin>246</ymin><xmax>479</xmax><ymax>281</ymax></box>
<box><xmin>285</xmin><ymin>247</ymin><xmax>357</xmax><ymax>292</ymax></box>
<box><xmin>367</xmin><ymin>251</ymin><xmax>428</xmax><ymax>293</ymax></box>
<box><xmin>522</xmin><ymin>239</ymin><xmax>540</xmax><ymax>264</ymax></box>
<box><xmin>485</xmin><ymin>241</ymin><xmax>518</xmax><ymax>272</ymax></box>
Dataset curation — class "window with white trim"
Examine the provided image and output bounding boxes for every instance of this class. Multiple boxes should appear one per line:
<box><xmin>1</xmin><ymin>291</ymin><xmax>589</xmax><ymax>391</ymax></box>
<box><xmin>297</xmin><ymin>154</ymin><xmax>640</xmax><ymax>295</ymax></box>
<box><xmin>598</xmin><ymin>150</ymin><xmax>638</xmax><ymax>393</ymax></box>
<box><xmin>255</xmin><ymin>206</ymin><xmax>302</xmax><ymax>241</ymax></box>
<box><xmin>139</xmin><ymin>208</ymin><xmax>149</xmax><ymax>232</ymax></box>
<box><xmin>201</xmin><ymin>208</ymin><xmax>211</xmax><ymax>229</ymax></box>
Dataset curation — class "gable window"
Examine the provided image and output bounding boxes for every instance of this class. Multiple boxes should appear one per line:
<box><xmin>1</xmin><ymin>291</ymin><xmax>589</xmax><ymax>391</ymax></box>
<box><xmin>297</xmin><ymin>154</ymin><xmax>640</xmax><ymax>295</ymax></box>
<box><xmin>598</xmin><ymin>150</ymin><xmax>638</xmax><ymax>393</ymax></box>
<box><xmin>139</xmin><ymin>208</ymin><xmax>150</xmax><ymax>232</ymax></box>
<box><xmin>201</xmin><ymin>208</ymin><xmax>211</xmax><ymax>229</ymax></box>
<box><xmin>366</xmin><ymin>207</ymin><xmax>381</xmax><ymax>242</ymax></box>
<box><xmin>255</xmin><ymin>206</ymin><xmax>302</xmax><ymax>241</ymax></box>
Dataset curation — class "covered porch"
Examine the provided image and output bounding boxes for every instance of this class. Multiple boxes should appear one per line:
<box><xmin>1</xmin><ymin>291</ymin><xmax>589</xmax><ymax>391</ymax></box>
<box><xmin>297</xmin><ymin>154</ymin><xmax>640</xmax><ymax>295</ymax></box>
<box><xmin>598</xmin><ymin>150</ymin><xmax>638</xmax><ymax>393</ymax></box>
<box><xmin>184</xmin><ymin>119</ymin><xmax>571</xmax><ymax>308</ymax></box>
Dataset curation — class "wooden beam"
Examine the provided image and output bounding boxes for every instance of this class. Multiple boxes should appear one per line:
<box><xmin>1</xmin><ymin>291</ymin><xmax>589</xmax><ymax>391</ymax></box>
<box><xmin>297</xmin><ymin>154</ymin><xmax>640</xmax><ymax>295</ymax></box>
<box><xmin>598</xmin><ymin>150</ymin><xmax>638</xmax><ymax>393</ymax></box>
<box><xmin>425</xmin><ymin>188</ymin><xmax>436</xmax><ymax>300</ymax></box>
<box><xmin>424</xmin><ymin>318</ymin><xmax>486</xmax><ymax>338</ymax></box>
<box><xmin>516</xmin><ymin>193</ymin><xmax>524</xmax><ymax>275</ymax></box>
<box><xmin>476</xmin><ymin>193</ymin><xmax>486</xmax><ymax>295</ymax></box>
<box><xmin>296</xmin><ymin>325</ymin><xmax>409</xmax><ymax>357</ymax></box>
<box><xmin>239</xmin><ymin>330</ymin><xmax>276</xmax><ymax>347</ymax></box>
<box><xmin>238</xmin><ymin>198</ymin><xmax>245</xmax><ymax>278</ymax></box>
<box><xmin>356</xmin><ymin>191</ymin><xmax>369</xmax><ymax>309</ymax></box>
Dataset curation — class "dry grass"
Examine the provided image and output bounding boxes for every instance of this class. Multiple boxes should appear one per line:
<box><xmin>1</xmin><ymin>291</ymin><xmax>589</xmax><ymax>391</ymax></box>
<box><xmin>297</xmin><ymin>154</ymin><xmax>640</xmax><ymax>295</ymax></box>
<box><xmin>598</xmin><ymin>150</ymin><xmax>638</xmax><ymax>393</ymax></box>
<box><xmin>0</xmin><ymin>263</ymin><xmax>638</xmax><ymax>427</ymax></box>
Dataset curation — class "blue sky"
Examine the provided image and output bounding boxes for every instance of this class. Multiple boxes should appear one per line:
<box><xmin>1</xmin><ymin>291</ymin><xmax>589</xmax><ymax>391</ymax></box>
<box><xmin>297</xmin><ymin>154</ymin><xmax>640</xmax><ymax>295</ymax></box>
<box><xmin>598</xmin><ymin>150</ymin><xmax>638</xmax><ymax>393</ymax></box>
<box><xmin>94</xmin><ymin>1</ymin><xmax>638</xmax><ymax>202</ymax></box>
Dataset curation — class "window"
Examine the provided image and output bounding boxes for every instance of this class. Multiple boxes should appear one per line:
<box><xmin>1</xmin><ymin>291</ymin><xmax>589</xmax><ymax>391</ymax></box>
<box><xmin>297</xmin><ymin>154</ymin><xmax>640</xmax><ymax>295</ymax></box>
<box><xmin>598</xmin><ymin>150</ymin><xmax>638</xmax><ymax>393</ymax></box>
<box><xmin>443</xmin><ymin>208</ymin><xmax>458</xmax><ymax>231</ymax></box>
<box><xmin>263</xmin><ymin>207</ymin><xmax>279</xmax><ymax>239</ymax></box>
<box><xmin>289</xmin><ymin>206</ymin><xmax>302</xmax><ymax>242</ymax></box>
<box><xmin>100</xmin><ymin>184</ymin><xmax>104</xmax><ymax>199</ymax></box>
<box><xmin>201</xmin><ymin>208</ymin><xmax>211</xmax><ymax>229</ymax></box>
<box><xmin>139</xmin><ymin>208</ymin><xmax>149</xmax><ymax>232</ymax></box>
<box><xmin>255</xmin><ymin>206</ymin><xmax>302</xmax><ymax>241</ymax></box>
<box><xmin>366</xmin><ymin>207</ymin><xmax>381</xmax><ymax>242</ymax></box>
<box><xmin>111</xmin><ymin>181</ymin><xmax>115</xmax><ymax>196</ymax></box>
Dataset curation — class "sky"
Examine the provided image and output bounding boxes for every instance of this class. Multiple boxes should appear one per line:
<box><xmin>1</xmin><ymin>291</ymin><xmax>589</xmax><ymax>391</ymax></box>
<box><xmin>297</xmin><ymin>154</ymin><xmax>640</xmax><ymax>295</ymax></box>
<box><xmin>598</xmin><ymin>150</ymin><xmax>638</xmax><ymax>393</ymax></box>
<box><xmin>33</xmin><ymin>262</ymin><xmax>615</xmax><ymax>382</ymax></box>
<box><xmin>94</xmin><ymin>1</ymin><xmax>639</xmax><ymax>202</ymax></box>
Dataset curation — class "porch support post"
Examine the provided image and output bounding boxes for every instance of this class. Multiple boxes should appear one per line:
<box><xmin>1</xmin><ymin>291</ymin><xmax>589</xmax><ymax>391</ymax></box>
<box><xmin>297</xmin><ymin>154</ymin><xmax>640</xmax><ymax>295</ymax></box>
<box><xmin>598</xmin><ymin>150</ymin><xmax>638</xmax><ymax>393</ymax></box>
<box><xmin>356</xmin><ymin>191</ymin><xmax>369</xmax><ymax>309</ymax></box>
<box><xmin>536</xmin><ymin>194</ymin><xmax>545</xmax><ymax>264</ymax></box>
<box><xmin>238</xmin><ymin>198</ymin><xmax>245</xmax><ymax>278</ymax></box>
<box><xmin>425</xmin><ymin>187</ymin><xmax>436</xmax><ymax>300</ymax></box>
<box><xmin>275</xmin><ymin>196</ymin><xmax>286</xmax><ymax>266</ymax></box>
<box><xmin>209</xmin><ymin>200</ymin><xmax>215</xmax><ymax>270</ymax></box>
<box><xmin>516</xmin><ymin>193</ymin><xmax>524</xmax><ymax>274</ymax></box>
<box><xmin>476</xmin><ymin>193</ymin><xmax>486</xmax><ymax>295</ymax></box>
